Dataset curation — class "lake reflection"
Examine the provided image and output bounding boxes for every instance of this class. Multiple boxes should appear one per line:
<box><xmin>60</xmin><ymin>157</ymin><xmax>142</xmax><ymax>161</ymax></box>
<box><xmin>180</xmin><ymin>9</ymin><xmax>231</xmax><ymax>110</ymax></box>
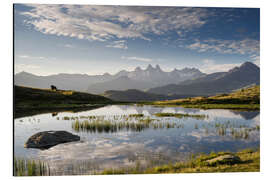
<box><xmin>14</xmin><ymin>105</ymin><xmax>260</xmax><ymax>175</ymax></box>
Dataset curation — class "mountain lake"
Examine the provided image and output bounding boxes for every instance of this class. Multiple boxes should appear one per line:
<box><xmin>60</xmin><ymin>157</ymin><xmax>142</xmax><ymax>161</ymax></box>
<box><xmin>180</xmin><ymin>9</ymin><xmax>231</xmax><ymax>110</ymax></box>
<box><xmin>14</xmin><ymin>105</ymin><xmax>260</xmax><ymax>175</ymax></box>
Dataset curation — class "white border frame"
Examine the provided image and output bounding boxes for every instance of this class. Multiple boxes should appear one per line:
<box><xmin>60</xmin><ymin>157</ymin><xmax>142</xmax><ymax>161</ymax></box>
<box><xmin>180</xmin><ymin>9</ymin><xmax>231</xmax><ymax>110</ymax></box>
<box><xmin>1</xmin><ymin>0</ymin><xmax>269</xmax><ymax>179</ymax></box>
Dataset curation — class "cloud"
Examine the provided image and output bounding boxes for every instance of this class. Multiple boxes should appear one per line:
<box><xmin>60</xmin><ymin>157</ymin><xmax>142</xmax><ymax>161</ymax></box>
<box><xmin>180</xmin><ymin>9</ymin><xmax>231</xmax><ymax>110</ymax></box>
<box><xmin>250</xmin><ymin>54</ymin><xmax>260</xmax><ymax>66</ymax></box>
<box><xmin>63</xmin><ymin>44</ymin><xmax>74</xmax><ymax>48</ymax></box>
<box><xmin>106</xmin><ymin>40</ymin><xmax>128</xmax><ymax>49</ymax></box>
<box><xmin>200</xmin><ymin>59</ymin><xmax>241</xmax><ymax>74</ymax></box>
<box><xmin>121</xmin><ymin>56</ymin><xmax>153</xmax><ymax>62</ymax></box>
<box><xmin>18</xmin><ymin>54</ymin><xmax>45</xmax><ymax>60</ymax></box>
<box><xmin>185</xmin><ymin>38</ymin><xmax>260</xmax><ymax>66</ymax></box>
<box><xmin>18</xmin><ymin>55</ymin><xmax>30</xmax><ymax>58</ymax></box>
<box><xmin>15</xmin><ymin>63</ymin><xmax>40</xmax><ymax>73</ymax></box>
<box><xmin>21</xmin><ymin>5</ymin><xmax>209</xmax><ymax>42</ymax></box>
<box><xmin>187</xmin><ymin>38</ymin><xmax>259</xmax><ymax>55</ymax></box>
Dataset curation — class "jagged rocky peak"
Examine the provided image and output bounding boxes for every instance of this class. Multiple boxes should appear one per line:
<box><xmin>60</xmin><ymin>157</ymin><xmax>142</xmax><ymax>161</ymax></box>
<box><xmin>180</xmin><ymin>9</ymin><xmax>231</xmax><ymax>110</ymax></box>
<box><xmin>155</xmin><ymin>64</ymin><xmax>162</xmax><ymax>71</ymax></box>
<box><xmin>180</xmin><ymin>67</ymin><xmax>199</xmax><ymax>73</ymax></box>
<box><xmin>146</xmin><ymin>64</ymin><xmax>155</xmax><ymax>70</ymax></box>
<box><xmin>135</xmin><ymin>66</ymin><xmax>142</xmax><ymax>71</ymax></box>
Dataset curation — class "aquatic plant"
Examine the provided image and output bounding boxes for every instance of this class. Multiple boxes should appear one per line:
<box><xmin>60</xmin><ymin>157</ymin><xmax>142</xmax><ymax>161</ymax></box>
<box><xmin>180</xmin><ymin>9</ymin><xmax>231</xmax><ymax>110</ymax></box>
<box><xmin>154</xmin><ymin>113</ymin><xmax>208</xmax><ymax>120</ymax></box>
<box><xmin>72</xmin><ymin>117</ymin><xmax>181</xmax><ymax>133</ymax></box>
<box><xmin>14</xmin><ymin>157</ymin><xmax>50</xmax><ymax>176</ymax></box>
<box><xmin>129</xmin><ymin>114</ymin><xmax>144</xmax><ymax>117</ymax></box>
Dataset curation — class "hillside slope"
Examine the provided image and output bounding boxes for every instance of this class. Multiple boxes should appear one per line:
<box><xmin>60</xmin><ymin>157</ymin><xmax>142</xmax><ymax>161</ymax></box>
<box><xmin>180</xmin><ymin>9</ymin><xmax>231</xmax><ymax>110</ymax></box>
<box><xmin>15</xmin><ymin>86</ymin><xmax>113</xmax><ymax>117</ymax></box>
<box><xmin>151</xmin><ymin>85</ymin><xmax>260</xmax><ymax>110</ymax></box>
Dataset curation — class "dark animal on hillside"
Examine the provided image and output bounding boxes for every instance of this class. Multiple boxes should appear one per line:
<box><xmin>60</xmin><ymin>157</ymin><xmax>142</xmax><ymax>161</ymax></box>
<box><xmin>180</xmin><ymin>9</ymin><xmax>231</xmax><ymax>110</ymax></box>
<box><xmin>51</xmin><ymin>85</ymin><xmax>57</xmax><ymax>91</ymax></box>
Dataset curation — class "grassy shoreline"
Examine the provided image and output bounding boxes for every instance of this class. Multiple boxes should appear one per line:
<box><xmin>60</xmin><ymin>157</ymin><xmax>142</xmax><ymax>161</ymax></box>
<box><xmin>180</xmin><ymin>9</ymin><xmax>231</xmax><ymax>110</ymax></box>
<box><xmin>14</xmin><ymin>148</ymin><xmax>259</xmax><ymax>176</ymax></box>
<box><xmin>145</xmin><ymin>103</ymin><xmax>259</xmax><ymax>110</ymax></box>
<box><xmin>138</xmin><ymin>86</ymin><xmax>260</xmax><ymax>111</ymax></box>
<box><xmin>101</xmin><ymin>148</ymin><xmax>260</xmax><ymax>174</ymax></box>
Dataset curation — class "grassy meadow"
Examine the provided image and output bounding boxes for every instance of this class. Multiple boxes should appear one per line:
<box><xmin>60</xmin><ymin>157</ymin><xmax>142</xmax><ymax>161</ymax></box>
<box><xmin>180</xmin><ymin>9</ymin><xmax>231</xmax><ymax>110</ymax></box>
<box><xmin>145</xmin><ymin>85</ymin><xmax>260</xmax><ymax>110</ymax></box>
<box><xmin>14</xmin><ymin>86</ymin><xmax>113</xmax><ymax>118</ymax></box>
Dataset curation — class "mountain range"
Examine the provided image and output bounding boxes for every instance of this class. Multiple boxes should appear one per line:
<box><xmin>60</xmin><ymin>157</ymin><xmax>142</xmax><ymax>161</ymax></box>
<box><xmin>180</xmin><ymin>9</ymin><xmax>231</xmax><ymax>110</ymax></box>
<box><xmin>147</xmin><ymin>62</ymin><xmax>260</xmax><ymax>96</ymax></box>
<box><xmin>15</xmin><ymin>62</ymin><xmax>260</xmax><ymax>101</ymax></box>
<box><xmin>15</xmin><ymin>64</ymin><xmax>205</xmax><ymax>94</ymax></box>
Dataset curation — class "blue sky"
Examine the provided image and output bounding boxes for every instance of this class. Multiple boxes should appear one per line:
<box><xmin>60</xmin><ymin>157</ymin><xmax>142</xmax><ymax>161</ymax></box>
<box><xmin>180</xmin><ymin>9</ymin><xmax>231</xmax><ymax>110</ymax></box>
<box><xmin>14</xmin><ymin>4</ymin><xmax>260</xmax><ymax>75</ymax></box>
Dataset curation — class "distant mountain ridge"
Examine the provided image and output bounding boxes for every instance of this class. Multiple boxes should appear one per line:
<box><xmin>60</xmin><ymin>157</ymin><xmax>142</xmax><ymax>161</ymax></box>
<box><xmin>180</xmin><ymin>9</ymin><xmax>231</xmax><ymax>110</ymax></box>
<box><xmin>147</xmin><ymin>62</ymin><xmax>260</xmax><ymax>96</ymax></box>
<box><xmin>15</xmin><ymin>62</ymin><xmax>259</xmax><ymax>97</ymax></box>
<box><xmin>103</xmin><ymin>89</ymin><xmax>197</xmax><ymax>102</ymax></box>
<box><xmin>15</xmin><ymin>64</ymin><xmax>205</xmax><ymax>94</ymax></box>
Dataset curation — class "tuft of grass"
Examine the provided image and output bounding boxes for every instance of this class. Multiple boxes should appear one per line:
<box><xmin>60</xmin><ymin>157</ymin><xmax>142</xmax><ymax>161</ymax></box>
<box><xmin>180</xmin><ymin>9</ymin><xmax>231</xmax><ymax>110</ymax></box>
<box><xmin>72</xmin><ymin>119</ymin><xmax>150</xmax><ymax>133</ymax></box>
<box><xmin>71</xmin><ymin>116</ymin><xmax>180</xmax><ymax>133</ymax></box>
<box><xmin>154</xmin><ymin>113</ymin><xmax>208</xmax><ymax>120</ymax></box>
<box><xmin>128</xmin><ymin>114</ymin><xmax>144</xmax><ymax>117</ymax></box>
<box><xmin>14</xmin><ymin>157</ymin><xmax>50</xmax><ymax>176</ymax></box>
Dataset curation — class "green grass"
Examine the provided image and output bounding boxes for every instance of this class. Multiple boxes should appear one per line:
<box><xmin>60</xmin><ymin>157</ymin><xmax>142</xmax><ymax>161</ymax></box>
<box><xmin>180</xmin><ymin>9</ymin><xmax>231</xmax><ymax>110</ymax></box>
<box><xmin>148</xmin><ymin>85</ymin><xmax>260</xmax><ymax>110</ymax></box>
<box><xmin>72</xmin><ymin>119</ymin><xmax>150</xmax><ymax>133</ymax></box>
<box><xmin>128</xmin><ymin>114</ymin><xmax>144</xmax><ymax>117</ymax></box>
<box><xmin>14</xmin><ymin>157</ymin><xmax>50</xmax><ymax>176</ymax></box>
<box><xmin>154</xmin><ymin>112</ymin><xmax>208</xmax><ymax>120</ymax></box>
<box><xmin>71</xmin><ymin>116</ymin><xmax>181</xmax><ymax>133</ymax></box>
<box><xmin>181</xmin><ymin>104</ymin><xmax>260</xmax><ymax>110</ymax></box>
<box><xmin>100</xmin><ymin>148</ymin><xmax>260</xmax><ymax>174</ymax></box>
<box><xmin>15</xmin><ymin>86</ymin><xmax>114</xmax><ymax>118</ymax></box>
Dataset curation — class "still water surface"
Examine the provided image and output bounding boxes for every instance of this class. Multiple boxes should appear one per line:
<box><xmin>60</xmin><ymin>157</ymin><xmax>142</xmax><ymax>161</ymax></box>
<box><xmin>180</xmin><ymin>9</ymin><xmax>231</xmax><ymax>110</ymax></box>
<box><xmin>14</xmin><ymin>105</ymin><xmax>260</xmax><ymax>174</ymax></box>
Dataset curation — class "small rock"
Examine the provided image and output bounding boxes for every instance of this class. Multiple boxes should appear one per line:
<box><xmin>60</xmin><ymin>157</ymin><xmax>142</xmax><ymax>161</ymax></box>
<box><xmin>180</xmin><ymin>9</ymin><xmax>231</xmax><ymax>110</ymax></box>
<box><xmin>24</xmin><ymin>131</ymin><xmax>80</xmax><ymax>149</ymax></box>
<box><xmin>206</xmin><ymin>154</ymin><xmax>241</xmax><ymax>165</ymax></box>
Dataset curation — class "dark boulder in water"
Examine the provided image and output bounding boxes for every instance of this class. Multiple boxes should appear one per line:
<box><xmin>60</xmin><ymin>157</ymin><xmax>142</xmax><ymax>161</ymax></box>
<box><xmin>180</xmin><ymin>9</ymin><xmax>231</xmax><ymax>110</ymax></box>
<box><xmin>24</xmin><ymin>131</ymin><xmax>80</xmax><ymax>149</ymax></box>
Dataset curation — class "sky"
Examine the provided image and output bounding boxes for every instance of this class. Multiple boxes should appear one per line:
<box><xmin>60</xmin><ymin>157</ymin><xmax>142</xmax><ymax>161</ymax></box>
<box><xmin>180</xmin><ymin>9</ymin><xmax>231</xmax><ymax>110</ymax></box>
<box><xmin>14</xmin><ymin>4</ymin><xmax>260</xmax><ymax>75</ymax></box>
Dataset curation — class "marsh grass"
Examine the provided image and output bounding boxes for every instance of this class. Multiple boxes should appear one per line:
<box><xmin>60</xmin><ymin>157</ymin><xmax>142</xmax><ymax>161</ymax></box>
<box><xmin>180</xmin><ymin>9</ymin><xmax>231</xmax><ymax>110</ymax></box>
<box><xmin>14</xmin><ymin>158</ymin><xmax>50</xmax><ymax>176</ymax></box>
<box><xmin>72</xmin><ymin>119</ymin><xmax>151</xmax><ymax>133</ymax></box>
<box><xmin>128</xmin><ymin>114</ymin><xmax>144</xmax><ymax>117</ymax></box>
<box><xmin>154</xmin><ymin>113</ymin><xmax>208</xmax><ymax>120</ymax></box>
<box><xmin>68</xmin><ymin>113</ymin><xmax>258</xmax><ymax>139</ymax></box>
<box><xmin>71</xmin><ymin>116</ymin><xmax>181</xmax><ymax>133</ymax></box>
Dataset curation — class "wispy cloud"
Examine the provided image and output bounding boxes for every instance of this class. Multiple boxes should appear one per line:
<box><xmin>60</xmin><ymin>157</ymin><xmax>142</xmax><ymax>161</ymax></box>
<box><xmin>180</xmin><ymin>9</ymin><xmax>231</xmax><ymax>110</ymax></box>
<box><xmin>21</xmin><ymin>5</ymin><xmax>209</xmax><ymax>42</ymax></box>
<box><xmin>18</xmin><ymin>54</ymin><xmax>45</xmax><ymax>60</ymax></box>
<box><xmin>63</xmin><ymin>44</ymin><xmax>74</xmax><ymax>48</ymax></box>
<box><xmin>15</xmin><ymin>63</ymin><xmax>40</xmax><ymax>73</ymax></box>
<box><xmin>185</xmin><ymin>38</ymin><xmax>260</xmax><ymax>65</ymax></box>
<box><xmin>121</xmin><ymin>56</ymin><xmax>153</xmax><ymax>62</ymax></box>
<box><xmin>187</xmin><ymin>38</ymin><xmax>259</xmax><ymax>55</ymax></box>
<box><xmin>250</xmin><ymin>54</ymin><xmax>260</xmax><ymax>66</ymax></box>
<box><xmin>106</xmin><ymin>40</ymin><xmax>128</xmax><ymax>49</ymax></box>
